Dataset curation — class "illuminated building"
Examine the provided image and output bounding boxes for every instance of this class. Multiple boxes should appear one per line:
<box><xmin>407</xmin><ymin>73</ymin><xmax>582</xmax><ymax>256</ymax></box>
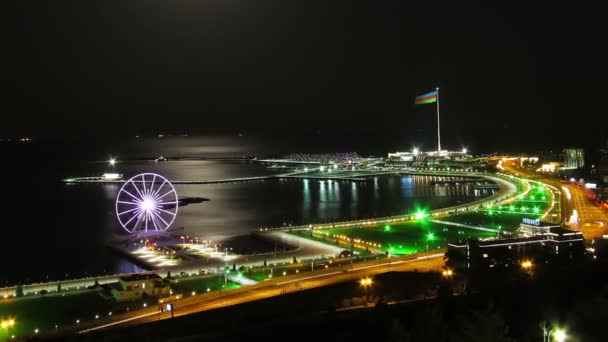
<box><xmin>447</xmin><ymin>219</ymin><xmax>585</xmax><ymax>270</ymax></box>
<box><xmin>563</xmin><ymin>148</ymin><xmax>585</xmax><ymax>169</ymax></box>
<box><xmin>111</xmin><ymin>274</ymin><xmax>170</xmax><ymax>302</ymax></box>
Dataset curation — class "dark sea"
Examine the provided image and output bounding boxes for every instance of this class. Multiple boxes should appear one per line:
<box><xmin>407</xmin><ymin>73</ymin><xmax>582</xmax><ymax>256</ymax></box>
<box><xmin>0</xmin><ymin>135</ymin><xmax>490</xmax><ymax>285</ymax></box>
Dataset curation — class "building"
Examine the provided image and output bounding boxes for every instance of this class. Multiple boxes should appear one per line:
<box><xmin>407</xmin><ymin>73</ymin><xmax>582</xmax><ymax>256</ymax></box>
<box><xmin>446</xmin><ymin>219</ymin><xmax>585</xmax><ymax>270</ymax></box>
<box><xmin>564</xmin><ymin>148</ymin><xmax>585</xmax><ymax>169</ymax></box>
<box><xmin>517</xmin><ymin>218</ymin><xmax>562</xmax><ymax>236</ymax></box>
<box><xmin>386</xmin><ymin>149</ymin><xmax>471</xmax><ymax>168</ymax></box>
<box><xmin>111</xmin><ymin>273</ymin><xmax>171</xmax><ymax>302</ymax></box>
<box><xmin>538</xmin><ymin>162</ymin><xmax>562</xmax><ymax>173</ymax></box>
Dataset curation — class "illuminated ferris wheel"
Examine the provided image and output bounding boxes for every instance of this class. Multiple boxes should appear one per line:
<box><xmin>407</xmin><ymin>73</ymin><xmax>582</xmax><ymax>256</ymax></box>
<box><xmin>115</xmin><ymin>173</ymin><xmax>179</xmax><ymax>234</ymax></box>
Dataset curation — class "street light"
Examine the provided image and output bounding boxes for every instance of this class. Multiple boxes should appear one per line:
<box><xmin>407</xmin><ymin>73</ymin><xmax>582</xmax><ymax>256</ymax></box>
<box><xmin>521</xmin><ymin>259</ymin><xmax>533</xmax><ymax>270</ymax></box>
<box><xmin>1</xmin><ymin>319</ymin><xmax>15</xmax><ymax>330</ymax></box>
<box><xmin>109</xmin><ymin>157</ymin><xmax>116</xmax><ymax>166</ymax></box>
<box><xmin>359</xmin><ymin>277</ymin><xmax>373</xmax><ymax>287</ymax></box>
<box><xmin>540</xmin><ymin>321</ymin><xmax>568</xmax><ymax>342</ymax></box>
<box><xmin>553</xmin><ymin>329</ymin><xmax>567</xmax><ymax>342</ymax></box>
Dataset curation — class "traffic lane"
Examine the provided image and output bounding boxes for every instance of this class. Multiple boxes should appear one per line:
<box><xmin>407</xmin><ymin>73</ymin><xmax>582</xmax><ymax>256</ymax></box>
<box><xmin>134</xmin><ymin>256</ymin><xmax>443</xmax><ymax>325</ymax></box>
<box><xmin>85</xmin><ymin>255</ymin><xmax>444</xmax><ymax>331</ymax></box>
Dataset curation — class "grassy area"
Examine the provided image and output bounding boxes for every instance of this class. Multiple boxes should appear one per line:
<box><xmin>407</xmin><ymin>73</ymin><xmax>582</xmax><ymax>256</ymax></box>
<box><xmin>0</xmin><ymin>275</ymin><xmax>244</xmax><ymax>340</ymax></box>
<box><xmin>0</xmin><ymin>290</ymin><xmax>116</xmax><ymax>340</ymax></box>
<box><xmin>171</xmin><ymin>276</ymin><xmax>240</xmax><ymax>294</ymax></box>
<box><xmin>436</xmin><ymin>184</ymin><xmax>552</xmax><ymax>231</ymax></box>
<box><xmin>291</xmin><ymin>229</ymin><xmax>369</xmax><ymax>254</ymax></box>
<box><xmin>319</xmin><ymin>220</ymin><xmax>496</xmax><ymax>255</ymax></box>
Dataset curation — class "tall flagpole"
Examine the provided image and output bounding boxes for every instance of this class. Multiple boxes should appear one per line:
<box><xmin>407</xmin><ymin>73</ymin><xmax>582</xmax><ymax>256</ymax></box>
<box><xmin>436</xmin><ymin>87</ymin><xmax>441</xmax><ymax>153</ymax></box>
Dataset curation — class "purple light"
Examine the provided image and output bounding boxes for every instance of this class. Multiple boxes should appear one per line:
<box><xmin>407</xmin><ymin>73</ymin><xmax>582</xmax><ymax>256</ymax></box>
<box><xmin>115</xmin><ymin>173</ymin><xmax>178</xmax><ymax>234</ymax></box>
<box><xmin>140</xmin><ymin>197</ymin><xmax>156</xmax><ymax>211</ymax></box>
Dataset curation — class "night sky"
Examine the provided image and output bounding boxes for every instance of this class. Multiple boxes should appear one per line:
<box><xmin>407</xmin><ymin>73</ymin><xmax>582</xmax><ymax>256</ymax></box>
<box><xmin>3</xmin><ymin>1</ymin><xmax>607</xmax><ymax>151</ymax></box>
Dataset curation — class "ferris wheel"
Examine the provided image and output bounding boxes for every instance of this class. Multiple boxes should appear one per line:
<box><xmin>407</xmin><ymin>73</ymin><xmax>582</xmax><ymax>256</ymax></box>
<box><xmin>115</xmin><ymin>173</ymin><xmax>179</xmax><ymax>234</ymax></box>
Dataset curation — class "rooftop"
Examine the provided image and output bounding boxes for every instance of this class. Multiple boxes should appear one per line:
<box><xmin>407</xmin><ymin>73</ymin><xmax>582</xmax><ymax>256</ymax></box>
<box><xmin>119</xmin><ymin>273</ymin><xmax>161</xmax><ymax>282</ymax></box>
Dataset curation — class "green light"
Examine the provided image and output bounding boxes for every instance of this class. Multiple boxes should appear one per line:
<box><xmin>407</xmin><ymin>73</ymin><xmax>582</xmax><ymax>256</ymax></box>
<box><xmin>509</xmin><ymin>205</ymin><xmax>515</xmax><ymax>211</ymax></box>
<box><xmin>488</xmin><ymin>210</ymin><xmax>494</xmax><ymax>216</ymax></box>
<box><xmin>533</xmin><ymin>207</ymin><xmax>540</xmax><ymax>213</ymax></box>
<box><xmin>384</xmin><ymin>225</ymin><xmax>391</xmax><ymax>232</ymax></box>
<box><xmin>426</xmin><ymin>233</ymin><xmax>435</xmax><ymax>241</ymax></box>
<box><xmin>389</xmin><ymin>247</ymin><xmax>395</xmax><ymax>252</ymax></box>
<box><xmin>542</xmin><ymin>196</ymin><xmax>546</xmax><ymax>201</ymax></box>
<box><xmin>415</xmin><ymin>210</ymin><xmax>427</xmax><ymax>220</ymax></box>
<box><xmin>553</xmin><ymin>329</ymin><xmax>567</xmax><ymax>342</ymax></box>
<box><xmin>530</xmin><ymin>195</ymin><xmax>535</xmax><ymax>200</ymax></box>
<box><xmin>521</xmin><ymin>207</ymin><xmax>528</xmax><ymax>211</ymax></box>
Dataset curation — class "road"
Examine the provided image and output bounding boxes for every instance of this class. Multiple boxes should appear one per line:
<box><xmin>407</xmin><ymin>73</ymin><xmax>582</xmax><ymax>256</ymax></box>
<box><xmin>502</xmin><ymin>159</ymin><xmax>608</xmax><ymax>239</ymax></box>
<box><xmin>75</xmin><ymin>253</ymin><xmax>444</xmax><ymax>335</ymax></box>
<box><xmin>562</xmin><ymin>182</ymin><xmax>608</xmax><ymax>238</ymax></box>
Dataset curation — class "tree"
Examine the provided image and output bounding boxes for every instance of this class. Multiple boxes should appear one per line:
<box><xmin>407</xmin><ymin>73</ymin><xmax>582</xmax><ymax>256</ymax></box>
<box><xmin>57</xmin><ymin>283</ymin><xmax>62</xmax><ymax>292</ymax></box>
<box><xmin>386</xmin><ymin>319</ymin><xmax>410</xmax><ymax>342</ymax></box>
<box><xmin>568</xmin><ymin>291</ymin><xmax>608</xmax><ymax>341</ymax></box>
<box><xmin>451</xmin><ymin>306</ymin><xmax>514</xmax><ymax>342</ymax></box>
<box><xmin>232</xmin><ymin>263</ymin><xmax>237</xmax><ymax>272</ymax></box>
<box><xmin>293</xmin><ymin>256</ymin><xmax>298</xmax><ymax>264</ymax></box>
<box><xmin>263</xmin><ymin>260</ymin><xmax>267</xmax><ymax>267</ymax></box>
<box><xmin>437</xmin><ymin>280</ymin><xmax>454</xmax><ymax>298</ymax></box>
<box><xmin>16</xmin><ymin>285</ymin><xmax>23</xmax><ymax>297</ymax></box>
<box><xmin>410</xmin><ymin>305</ymin><xmax>447</xmax><ymax>342</ymax></box>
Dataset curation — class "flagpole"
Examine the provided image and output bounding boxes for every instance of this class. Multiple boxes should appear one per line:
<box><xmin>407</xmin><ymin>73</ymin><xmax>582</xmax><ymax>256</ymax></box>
<box><xmin>436</xmin><ymin>87</ymin><xmax>441</xmax><ymax>153</ymax></box>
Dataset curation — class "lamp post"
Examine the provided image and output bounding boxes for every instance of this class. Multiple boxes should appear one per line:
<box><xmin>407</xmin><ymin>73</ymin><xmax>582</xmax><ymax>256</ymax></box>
<box><xmin>359</xmin><ymin>277</ymin><xmax>373</xmax><ymax>304</ymax></box>
<box><xmin>540</xmin><ymin>321</ymin><xmax>567</xmax><ymax>342</ymax></box>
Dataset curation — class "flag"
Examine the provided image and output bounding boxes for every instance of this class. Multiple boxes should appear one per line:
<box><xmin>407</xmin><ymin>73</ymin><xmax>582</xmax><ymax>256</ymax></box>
<box><xmin>415</xmin><ymin>90</ymin><xmax>438</xmax><ymax>105</ymax></box>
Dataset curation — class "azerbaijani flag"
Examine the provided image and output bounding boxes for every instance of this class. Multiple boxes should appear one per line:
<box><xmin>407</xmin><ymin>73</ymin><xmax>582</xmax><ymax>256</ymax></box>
<box><xmin>415</xmin><ymin>90</ymin><xmax>438</xmax><ymax>105</ymax></box>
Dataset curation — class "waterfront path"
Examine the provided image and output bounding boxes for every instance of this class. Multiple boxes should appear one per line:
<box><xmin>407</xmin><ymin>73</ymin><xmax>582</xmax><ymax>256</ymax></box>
<box><xmin>429</xmin><ymin>219</ymin><xmax>501</xmax><ymax>234</ymax></box>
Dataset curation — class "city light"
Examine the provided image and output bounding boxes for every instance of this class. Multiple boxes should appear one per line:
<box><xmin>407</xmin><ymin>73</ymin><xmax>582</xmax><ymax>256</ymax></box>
<box><xmin>413</xmin><ymin>147</ymin><xmax>419</xmax><ymax>156</ymax></box>
<box><xmin>1</xmin><ymin>319</ymin><xmax>15</xmax><ymax>329</ymax></box>
<box><xmin>442</xmin><ymin>269</ymin><xmax>454</xmax><ymax>278</ymax></box>
<box><xmin>109</xmin><ymin>157</ymin><xmax>116</xmax><ymax>166</ymax></box>
<box><xmin>415</xmin><ymin>210</ymin><xmax>427</xmax><ymax>220</ymax></box>
<box><xmin>360</xmin><ymin>277</ymin><xmax>373</xmax><ymax>287</ymax></box>
<box><xmin>521</xmin><ymin>260</ymin><xmax>533</xmax><ymax>270</ymax></box>
<box><xmin>553</xmin><ymin>329</ymin><xmax>567</xmax><ymax>342</ymax></box>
